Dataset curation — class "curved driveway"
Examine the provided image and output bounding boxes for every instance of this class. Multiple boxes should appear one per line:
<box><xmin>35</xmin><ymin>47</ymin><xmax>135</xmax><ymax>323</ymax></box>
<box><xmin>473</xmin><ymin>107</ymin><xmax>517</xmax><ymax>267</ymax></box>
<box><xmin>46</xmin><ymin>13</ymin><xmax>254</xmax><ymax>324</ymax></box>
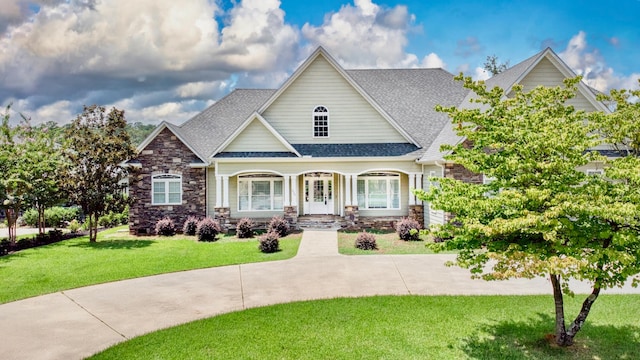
<box><xmin>1</xmin><ymin>230</ymin><xmax>638</xmax><ymax>360</ymax></box>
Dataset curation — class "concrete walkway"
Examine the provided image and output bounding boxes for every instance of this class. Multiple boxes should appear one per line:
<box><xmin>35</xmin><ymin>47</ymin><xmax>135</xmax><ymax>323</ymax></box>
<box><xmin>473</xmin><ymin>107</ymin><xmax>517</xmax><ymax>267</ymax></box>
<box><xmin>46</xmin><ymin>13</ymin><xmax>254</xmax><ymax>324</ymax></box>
<box><xmin>1</xmin><ymin>230</ymin><xmax>639</xmax><ymax>360</ymax></box>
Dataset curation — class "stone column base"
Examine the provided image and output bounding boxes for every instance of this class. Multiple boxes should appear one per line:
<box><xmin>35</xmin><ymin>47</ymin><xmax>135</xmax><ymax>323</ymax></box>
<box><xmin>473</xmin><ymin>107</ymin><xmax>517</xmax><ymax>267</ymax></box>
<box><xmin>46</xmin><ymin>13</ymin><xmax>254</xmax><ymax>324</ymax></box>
<box><xmin>214</xmin><ymin>207</ymin><xmax>231</xmax><ymax>230</ymax></box>
<box><xmin>284</xmin><ymin>206</ymin><xmax>298</xmax><ymax>225</ymax></box>
<box><xmin>344</xmin><ymin>205</ymin><xmax>359</xmax><ymax>224</ymax></box>
<box><xmin>408</xmin><ymin>204</ymin><xmax>424</xmax><ymax>226</ymax></box>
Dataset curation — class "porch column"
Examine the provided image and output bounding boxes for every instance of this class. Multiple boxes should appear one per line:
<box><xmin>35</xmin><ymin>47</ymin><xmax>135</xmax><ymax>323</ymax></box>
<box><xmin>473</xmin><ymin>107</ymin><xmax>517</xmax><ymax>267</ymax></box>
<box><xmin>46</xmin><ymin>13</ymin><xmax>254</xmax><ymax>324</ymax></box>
<box><xmin>344</xmin><ymin>174</ymin><xmax>352</xmax><ymax>205</ymax></box>
<box><xmin>284</xmin><ymin>175</ymin><xmax>291</xmax><ymax>206</ymax></box>
<box><xmin>222</xmin><ymin>176</ymin><xmax>230</xmax><ymax>208</ymax></box>
<box><xmin>415</xmin><ymin>173</ymin><xmax>423</xmax><ymax>204</ymax></box>
<box><xmin>351</xmin><ymin>175</ymin><xmax>358</xmax><ymax>206</ymax></box>
<box><xmin>291</xmin><ymin>175</ymin><xmax>299</xmax><ymax>212</ymax></box>
<box><xmin>408</xmin><ymin>173</ymin><xmax>416</xmax><ymax>206</ymax></box>
<box><xmin>215</xmin><ymin>175</ymin><xmax>222</xmax><ymax>207</ymax></box>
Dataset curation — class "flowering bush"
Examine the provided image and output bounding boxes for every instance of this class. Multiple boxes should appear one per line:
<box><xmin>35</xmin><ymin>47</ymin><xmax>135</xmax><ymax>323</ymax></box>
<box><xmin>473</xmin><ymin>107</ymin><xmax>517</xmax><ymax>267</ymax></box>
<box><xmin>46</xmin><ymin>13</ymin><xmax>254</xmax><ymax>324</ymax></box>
<box><xmin>355</xmin><ymin>231</ymin><xmax>377</xmax><ymax>250</ymax></box>
<box><xmin>196</xmin><ymin>217</ymin><xmax>222</xmax><ymax>242</ymax></box>
<box><xmin>396</xmin><ymin>218</ymin><xmax>421</xmax><ymax>241</ymax></box>
<box><xmin>236</xmin><ymin>217</ymin><xmax>255</xmax><ymax>239</ymax></box>
<box><xmin>267</xmin><ymin>216</ymin><xmax>289</xmax><ymax>237</ymax></box>
<box><xmin>155</xmin><ymin>217</ymin><xmax>175</xmax><ymax>236</ymax></box>
<box><xmin>258</xmin><ymin>230</ymin><xmax>280</xmax><ymax>253</ymax></box>
<box><xmin>182</xmin><ymin>216</ymin><xmax>199</xmax><ymax>236</ymax></box>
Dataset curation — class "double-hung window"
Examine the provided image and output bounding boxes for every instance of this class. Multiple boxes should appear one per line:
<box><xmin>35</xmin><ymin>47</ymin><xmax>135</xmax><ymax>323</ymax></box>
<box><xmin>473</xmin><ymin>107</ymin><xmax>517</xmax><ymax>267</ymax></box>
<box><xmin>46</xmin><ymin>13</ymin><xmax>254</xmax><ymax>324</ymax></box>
<box><xmin>357</xmin><ymin>173</ymin><xmax>400</xmax><ymax>210</ymax></box>
<box><xmin>238</xmin><ymin>175</ymin><xmax>284</xmax><ymax>211</ymax></box>
<box><xmin>152</xmin><ymin>174</ymin><xmax>182</xmax><ymax>205</ymax></box>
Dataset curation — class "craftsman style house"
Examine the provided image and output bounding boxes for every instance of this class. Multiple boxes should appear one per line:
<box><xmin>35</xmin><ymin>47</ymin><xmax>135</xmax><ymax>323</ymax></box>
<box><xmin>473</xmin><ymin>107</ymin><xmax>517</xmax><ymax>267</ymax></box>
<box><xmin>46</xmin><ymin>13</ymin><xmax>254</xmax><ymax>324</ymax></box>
<box><xmin>127</xmin><ymin>47</ymin><xmax>609</xmax><ymax>234</ymax></box>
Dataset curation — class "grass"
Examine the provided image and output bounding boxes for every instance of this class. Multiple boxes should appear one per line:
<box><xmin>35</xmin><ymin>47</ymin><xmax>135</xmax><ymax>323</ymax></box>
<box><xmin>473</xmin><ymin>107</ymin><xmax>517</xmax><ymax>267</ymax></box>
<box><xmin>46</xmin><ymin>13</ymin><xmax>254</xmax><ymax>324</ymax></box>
<box><xmin>90</xmin><ymin>294</ymin><xmax>640</xmax><ymax>359</ymax></box>
<box><xmin>0</xmin><ymin>226</ymin><xmax>301</xmax><ymax>304</ymax></box>
<box><xmin>338</xmin><ymin>230</ymin><xmax>455</xmax><ymax>255</ymax></box>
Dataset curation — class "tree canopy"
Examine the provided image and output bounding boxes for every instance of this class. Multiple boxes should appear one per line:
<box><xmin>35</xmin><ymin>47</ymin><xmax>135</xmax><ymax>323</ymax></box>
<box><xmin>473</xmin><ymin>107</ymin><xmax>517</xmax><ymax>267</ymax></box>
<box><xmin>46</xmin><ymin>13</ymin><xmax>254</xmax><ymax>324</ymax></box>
<box><xmin>416</xmin><ymin>76</ymin><xmax>640</xmax><ymax>346</ymax></box>
<box><xmin>62</xmin><ymin>105</ymin><xmax>135</xmax><ymax>242</ymax></box>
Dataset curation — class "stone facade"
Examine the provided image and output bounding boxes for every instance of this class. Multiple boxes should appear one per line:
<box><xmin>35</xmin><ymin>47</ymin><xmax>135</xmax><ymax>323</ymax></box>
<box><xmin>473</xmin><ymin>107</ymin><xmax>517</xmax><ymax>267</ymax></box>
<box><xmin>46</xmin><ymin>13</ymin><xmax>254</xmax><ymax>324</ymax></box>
<box><xmin>408</xmin><ymin>204</ymin><xmax>424</xmax><ymax>225</ymax></box>
<box><xmin>213</xmin><ymin>207</ymin><xmax>231</xmax><ymax>229</ymax></box>
<box><xmin>283</xmin><ymin>206</ymin><xmax>298</xmax><ymax>226</ymax></box>
<box><xmin>344</xmin><ymin>205</ymin><xmax>359</xmax><ymax>225</ymax></box>
<box><xmin>129</xmin><ymin>128</ymin><xmax>206</xmax><ymax>235</ymax></box>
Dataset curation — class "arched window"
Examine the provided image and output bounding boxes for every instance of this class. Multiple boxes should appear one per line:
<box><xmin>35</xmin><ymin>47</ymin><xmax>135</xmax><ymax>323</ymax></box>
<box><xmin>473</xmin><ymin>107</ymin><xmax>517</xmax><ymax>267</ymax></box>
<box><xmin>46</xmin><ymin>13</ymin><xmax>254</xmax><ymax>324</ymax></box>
<box><xmin>313</xmin><ymin>106</ymin><xmax>329</xmax><ymax>137</ymax></box>
<box><xmin>152</xmin><ymin>174</ymin><xmax>182</xmax><ymax>205</ymax></box>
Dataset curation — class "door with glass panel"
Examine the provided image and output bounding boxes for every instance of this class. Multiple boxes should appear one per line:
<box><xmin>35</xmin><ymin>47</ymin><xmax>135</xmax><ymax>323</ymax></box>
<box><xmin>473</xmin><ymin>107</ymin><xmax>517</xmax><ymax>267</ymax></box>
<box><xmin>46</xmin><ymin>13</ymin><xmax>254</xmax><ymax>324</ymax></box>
<box><xmin>303</xmin><ymin>174</ymin><xmax>334</xmax><ymax>214</ymax></box>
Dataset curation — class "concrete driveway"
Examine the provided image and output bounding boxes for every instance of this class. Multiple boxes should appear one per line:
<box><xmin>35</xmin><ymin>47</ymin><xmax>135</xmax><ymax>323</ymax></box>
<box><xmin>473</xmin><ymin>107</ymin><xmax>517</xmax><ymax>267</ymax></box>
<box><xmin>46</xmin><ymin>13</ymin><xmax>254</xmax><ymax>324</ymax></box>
<box><xmin>1</xmin><ymin>229</ymin><xmax>638</xmax><ymax>360</ymax></box>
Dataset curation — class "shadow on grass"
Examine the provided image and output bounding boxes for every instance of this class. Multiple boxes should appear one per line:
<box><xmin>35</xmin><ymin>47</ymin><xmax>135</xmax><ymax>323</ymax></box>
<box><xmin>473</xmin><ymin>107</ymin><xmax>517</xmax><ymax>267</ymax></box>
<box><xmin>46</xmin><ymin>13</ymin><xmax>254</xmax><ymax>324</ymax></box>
<box><xmin>70</xmin><ymin>240</ymin><xmax>156</xmax><ymax>250</ymax></box>
<box><xmin>461</xmin><ymin>312</ymin><xmax>640</xmax><ymax>359</ymax></box>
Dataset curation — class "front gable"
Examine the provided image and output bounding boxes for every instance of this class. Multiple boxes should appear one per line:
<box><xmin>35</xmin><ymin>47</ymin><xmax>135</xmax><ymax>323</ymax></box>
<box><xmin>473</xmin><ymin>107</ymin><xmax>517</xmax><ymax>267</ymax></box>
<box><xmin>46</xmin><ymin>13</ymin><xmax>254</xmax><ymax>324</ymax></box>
<box><xmin>517</xmin><ymin>57</ymin><xmax>600</xmax><ymax>112</ymax></box>
<box><xmin>260</xmin><ymin>49</ymin><xmax>415</xmax><ymax>146</ymax></box>
<box><xmin>213</xmin><ymin>113</ymin><xmax>300</xmax><ymax>158</ymax></box>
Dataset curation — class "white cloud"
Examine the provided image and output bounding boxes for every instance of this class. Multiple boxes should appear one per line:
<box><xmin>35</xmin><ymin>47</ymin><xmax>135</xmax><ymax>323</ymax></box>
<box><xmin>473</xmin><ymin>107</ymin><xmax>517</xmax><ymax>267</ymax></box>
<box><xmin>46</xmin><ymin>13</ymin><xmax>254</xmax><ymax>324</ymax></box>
<box><xmin>473</xmin><ymin>67</ymin><xmax>490</xmax><ymax>81</ymax></box>
<box><xmin>559</xmin><ymin>31</ymin><xmax>640</xmax><ymax>91</ymax></box>
<box><xmin>301</xmin><ymin>0</ymin><xmax>420</xmax><ymax>68</ymax></box>
<box><xmin>421</xmin><ymin>53</ymin><xmax>446</xmax><ymax>69</ymax></box>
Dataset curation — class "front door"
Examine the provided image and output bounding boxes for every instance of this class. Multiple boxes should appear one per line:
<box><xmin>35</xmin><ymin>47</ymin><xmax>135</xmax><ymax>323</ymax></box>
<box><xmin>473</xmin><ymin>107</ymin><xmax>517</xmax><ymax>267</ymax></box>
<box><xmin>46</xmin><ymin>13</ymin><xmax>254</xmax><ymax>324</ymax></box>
<box><xmin>304</xmin><ymin>174</ymin><xmax>334</xmax><ymax>214</ymax></box>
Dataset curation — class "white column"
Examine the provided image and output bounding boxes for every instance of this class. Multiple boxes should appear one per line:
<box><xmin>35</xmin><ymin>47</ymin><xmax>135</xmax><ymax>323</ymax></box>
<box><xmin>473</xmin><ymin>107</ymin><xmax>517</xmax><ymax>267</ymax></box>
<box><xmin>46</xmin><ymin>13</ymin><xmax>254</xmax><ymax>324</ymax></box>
<box><xmin>222</xmin><ymin>176</ymin><xmax>230</xmax><ymax>208</ymax></box>
<box><xmin>284</xmin><ymin>175</ymin><xmax>291</xmax><ymax>206</ymax></box>
<box><xmin>344</xmin><ymin>174</ymin><xmax>352</xmax><ymax>205</ymax></box>
<box><xmin>291</xmin><ymin>175</ymin><xmax>299</xmax><ymax>210</ymax></box>
<box><xmin>351</xmin><ymin>175</ymin><xmax>358</xmax><ymax>207</ymax></box>
<box><xmin>415</xmin><ymin>173</ymin><xmax>423</xmax><ymax>204</ymax></box>
<box><xmin>215</xmin><ymin>175</ymin><xmax>222</xmax><ymax>208</ymax></box>
<box><xmin>408</xmin><ymin>173</ymin><xmax>416</xmax><ymax>206</ymax></box>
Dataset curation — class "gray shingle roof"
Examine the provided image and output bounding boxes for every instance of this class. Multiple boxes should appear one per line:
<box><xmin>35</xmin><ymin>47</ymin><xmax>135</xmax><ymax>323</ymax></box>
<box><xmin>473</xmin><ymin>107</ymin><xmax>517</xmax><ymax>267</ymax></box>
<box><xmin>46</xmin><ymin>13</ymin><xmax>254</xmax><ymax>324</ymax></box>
<box><xmin>214</xmin><ymin>152</ymin><xmax>297</xmax><ymax>158</ymax></box>
<box><xmin>178</xmin><ymin>89</ymin><xmax>276</xmax><ymax>159</ymax></box>
<box><xmin>293</xmin><ymin>143</ymin><xmax>420</xmax><ymax>157</ymax></box>
<box><xmin>346</xmin><ymin>69</ymin><xmax>469</xmax><ymax>151</ymax></box>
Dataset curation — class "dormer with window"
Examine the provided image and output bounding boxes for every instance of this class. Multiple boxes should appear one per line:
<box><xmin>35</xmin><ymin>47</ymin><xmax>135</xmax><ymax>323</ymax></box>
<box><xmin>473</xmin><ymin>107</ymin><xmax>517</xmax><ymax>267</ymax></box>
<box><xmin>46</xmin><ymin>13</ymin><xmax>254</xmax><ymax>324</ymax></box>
<box><xmin>313</xmin><ymin>106</ymin><xmax>329</xmax><ymax>138</ymax></box>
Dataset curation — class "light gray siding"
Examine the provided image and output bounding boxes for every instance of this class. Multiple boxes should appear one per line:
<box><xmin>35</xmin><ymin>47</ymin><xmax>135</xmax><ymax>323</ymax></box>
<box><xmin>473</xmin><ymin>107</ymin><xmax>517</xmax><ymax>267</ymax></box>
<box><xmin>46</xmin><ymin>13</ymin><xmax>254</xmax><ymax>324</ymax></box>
<box><xmin>223</xmin><ymin>119</ymin><xmax>290</xmax><ymax>153</ymax></box>
<box><xmin>423</xmin><ymin>165</ymin><xmax>445</xmax><ymax>226</ymax></box>
<box><xmin>216</xmin><ymin>159</ymin><xmax>421</xmax><ymax>176</ymax></box>
<box><xmin>517</xmin><ymin>58</ymin><xmax>598</xmax><ymax>112</ymax></box>
<box><xmin>262</xmin><ymin>56</ymin><xmax>408</xmax><ymax>144</ymax></box>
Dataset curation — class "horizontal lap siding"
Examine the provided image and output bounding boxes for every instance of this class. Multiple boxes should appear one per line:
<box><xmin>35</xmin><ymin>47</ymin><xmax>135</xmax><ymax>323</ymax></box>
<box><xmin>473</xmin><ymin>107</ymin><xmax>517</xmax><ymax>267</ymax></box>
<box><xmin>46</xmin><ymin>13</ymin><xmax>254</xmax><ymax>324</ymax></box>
<box><xmin>224</xmin><ymin>119</ymin><xmax>290</xmax><ymax>152</ymax></box>
<box><xmin>423</xmin><ymin>165</ymin><xmax>444</xmax><ymax>226</ymax></box>
<box><xmin>216</xmin><ymin>160</ymin><xmax>421</xmax><ymax>176</ymax></box>
<box><xmin>262</xmin><ymin>56</ymin><xmax>407</xmax><ymax>144</ymax></box>
<box><xmin>518</xmin><ymin>58</ymin><xmax>598</xmax><ymax>112</ymax></box>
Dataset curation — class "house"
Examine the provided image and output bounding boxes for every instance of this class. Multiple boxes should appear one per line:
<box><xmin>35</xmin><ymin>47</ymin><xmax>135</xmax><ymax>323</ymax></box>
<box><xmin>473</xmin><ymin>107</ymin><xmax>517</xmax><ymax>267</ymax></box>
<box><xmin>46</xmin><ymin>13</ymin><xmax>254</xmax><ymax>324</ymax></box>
<box><xmin>127</xmin><ymin>47</ymin><xmax>609</xmax><ymax>235</ymax></box>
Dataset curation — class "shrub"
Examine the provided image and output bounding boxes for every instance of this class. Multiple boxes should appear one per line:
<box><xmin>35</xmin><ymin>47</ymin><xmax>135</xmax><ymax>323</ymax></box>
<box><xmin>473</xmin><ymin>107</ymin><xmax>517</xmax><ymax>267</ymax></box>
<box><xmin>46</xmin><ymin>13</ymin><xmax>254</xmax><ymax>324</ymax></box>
<box><xmin>258</xmin><ymin>230</ymin><xmax>280</xmax><ymax>253</ymax></box>
<box><xmin>155</xmin><ymin>217</ymin><xmax>175</xmax><ymax>236</ymax></box>
<box><xmin>396</xmin><ymin>218</ymin><xmax>421</xmax><ymax>241</ymax></box>
<box><xmin>68</xmin><ymin>219</ymin><xmax>81</xmax><ymax>233</ymax></box>
<box><xmin>98</xmin><ymin>214</ymin><xmax>112</xmax><ymax>228</ymax></box>
<box><xmin>22</xmin><ymin>207</ymin><xmax>80</xmax><ymax>227</ymax></box>
<box><xmin>267</xmin><ymin>216</ymin><xmax>289</xmax><ymax>237</ymax></box>
<box><xmin>196</xmin><ymin>217</ymin><xmax>222</xmax><ymax>242</ymax></box>
<box><xmin>355</xmin><ymin>231</ymin><xmax>377</xmax><ymax>250</ymax></box>
<box><xmin>182</xmin><ymin>216</ymin><xmax>199</xmax><ymax>236</ymax></box>
<box><xmin>236</xmin><ymin>217</ymin><xmax>255</xmax><ymax>239</ymax></box>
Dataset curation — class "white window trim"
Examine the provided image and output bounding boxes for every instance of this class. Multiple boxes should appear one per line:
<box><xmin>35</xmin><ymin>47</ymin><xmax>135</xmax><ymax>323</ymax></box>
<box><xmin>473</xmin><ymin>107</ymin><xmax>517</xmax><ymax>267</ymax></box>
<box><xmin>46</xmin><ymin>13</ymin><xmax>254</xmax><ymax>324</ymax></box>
<box><xmin>357</xmin><ymin>173</ymin><xmax>401</xmax><ymax>210</ymax></box>
<box><xmin>151</xmin><ymin>174</ymin><xmax>182</xmax><ymax>205</ymax></box>
<box><xmin>238</xmin><ymin>176</ymin><xmax>284</xmax><ymax>212</ymax></box>
<box><xmin>312</xmin><ymin>105</ymin><xmax>329</xmax><ymax>138</ymax></box>
<box><xmin>586</xmin><ymin>169</ymin><xmax>604</xmax><ymax>176</ymax></box>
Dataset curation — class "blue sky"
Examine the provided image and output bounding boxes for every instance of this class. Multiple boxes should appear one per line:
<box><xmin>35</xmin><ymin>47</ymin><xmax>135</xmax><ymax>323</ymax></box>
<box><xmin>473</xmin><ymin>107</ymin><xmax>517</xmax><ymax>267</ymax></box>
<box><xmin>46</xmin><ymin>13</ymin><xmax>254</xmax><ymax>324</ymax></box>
<box><xmin>0</xmin><ymin>0</ymin><xmax>638</xmax><ymax>124</ymax></box>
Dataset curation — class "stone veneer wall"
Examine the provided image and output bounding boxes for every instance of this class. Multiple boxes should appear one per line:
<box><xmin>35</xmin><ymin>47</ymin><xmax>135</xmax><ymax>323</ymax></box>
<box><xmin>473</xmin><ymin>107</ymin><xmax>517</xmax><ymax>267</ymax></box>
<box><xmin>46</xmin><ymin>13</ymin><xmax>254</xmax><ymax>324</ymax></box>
<box><xmin>129</xmin><ymin>128</ymin><xmax>206</xmax><ymax>235</ymax></box>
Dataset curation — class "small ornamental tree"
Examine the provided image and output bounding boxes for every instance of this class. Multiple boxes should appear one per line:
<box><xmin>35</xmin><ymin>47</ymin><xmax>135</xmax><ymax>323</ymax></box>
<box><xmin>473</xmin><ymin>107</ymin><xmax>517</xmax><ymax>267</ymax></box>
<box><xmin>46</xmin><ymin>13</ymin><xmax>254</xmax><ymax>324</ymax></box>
<box><xmin>62</xmin><ymin>105</ymin><xmax>135</xmax><ymax>243</ymax></box>
<box><xmin>416</xmin><ymin>75</ymin><xmax>640</xmax><ymax>347</ymax></box>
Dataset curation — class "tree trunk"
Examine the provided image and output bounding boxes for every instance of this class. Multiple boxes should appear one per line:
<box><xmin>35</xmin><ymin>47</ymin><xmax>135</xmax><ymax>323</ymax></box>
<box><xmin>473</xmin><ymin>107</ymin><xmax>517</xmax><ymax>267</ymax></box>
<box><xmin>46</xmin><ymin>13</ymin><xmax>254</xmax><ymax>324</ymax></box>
<box><xmin>37</xmin><ymin>204</ymin><xmax>46</xmax><ymax>235</ymax></box>
<box><xmin>550</xmin><ymin>274</ymin><xmax>601</xmax><ymax>346</ymax></box>
<box><xmin>564</xmin><ymin>287</ymin><xmax>601</xmax><ymax>346</ymax></box>
<box><xmin>89</xmin><ymin>213</ymin><xmax>98</xmax><ymax>243</ymax></box>
<box><xmin>550</xmin><ymin>274</ymin><xmax>568</xmax><ymax>346</ymax></box>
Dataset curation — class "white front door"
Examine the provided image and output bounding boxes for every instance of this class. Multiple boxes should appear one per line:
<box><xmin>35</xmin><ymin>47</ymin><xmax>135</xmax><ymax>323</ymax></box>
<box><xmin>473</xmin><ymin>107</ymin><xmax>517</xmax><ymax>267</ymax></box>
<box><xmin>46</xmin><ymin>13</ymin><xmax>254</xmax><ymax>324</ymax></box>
<box><xmin>304</xmin><ymin>175</ymin><xmax>334</xmax><ymax>214</ymax></box>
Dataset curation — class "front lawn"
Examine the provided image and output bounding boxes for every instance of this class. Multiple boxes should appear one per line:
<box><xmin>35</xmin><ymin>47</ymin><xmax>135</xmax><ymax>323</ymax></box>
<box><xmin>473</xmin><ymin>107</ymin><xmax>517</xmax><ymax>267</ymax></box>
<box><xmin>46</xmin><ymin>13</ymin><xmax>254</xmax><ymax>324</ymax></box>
<box><xmin>90</xmin><ymin>294</ymin><xmax>640</xmax><ymax>359</ymax></box>
<box><xmin>338</xmin><ymin>230</ymin><xmax>453</xmax><ymax>255</ymax></box>
<box><xmin>0</xmin><ymin>226</ymin><xmax>301</xmax><ymax>304</ymax></box>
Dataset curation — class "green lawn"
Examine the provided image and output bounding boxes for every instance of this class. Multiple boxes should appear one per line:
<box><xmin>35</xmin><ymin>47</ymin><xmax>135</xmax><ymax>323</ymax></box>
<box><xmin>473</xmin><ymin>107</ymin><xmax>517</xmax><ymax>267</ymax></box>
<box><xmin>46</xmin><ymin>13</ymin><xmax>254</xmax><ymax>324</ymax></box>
<box><xmin>338</xmin><ymin>230</ymin><xmax>453</xmax><ymax>255</ymax></box>
<box><xmin>90</xmin><ymin>294</ymin><xmax>640</xmax><ymax>359</ymax></box>
<box><xmin>0</xmin><ymin>226</ymin><xmax>301</xmax><ymax>304</ymax></box>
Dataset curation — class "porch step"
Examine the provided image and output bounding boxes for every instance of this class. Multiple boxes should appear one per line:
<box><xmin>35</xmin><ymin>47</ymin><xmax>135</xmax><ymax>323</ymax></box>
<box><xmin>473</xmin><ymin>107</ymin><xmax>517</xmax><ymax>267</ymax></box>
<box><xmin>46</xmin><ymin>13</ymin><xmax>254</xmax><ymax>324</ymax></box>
<box><xmin>297</xmin><ymin>215</ymin><xmax>345</xmax><ymax>229</ymax></box>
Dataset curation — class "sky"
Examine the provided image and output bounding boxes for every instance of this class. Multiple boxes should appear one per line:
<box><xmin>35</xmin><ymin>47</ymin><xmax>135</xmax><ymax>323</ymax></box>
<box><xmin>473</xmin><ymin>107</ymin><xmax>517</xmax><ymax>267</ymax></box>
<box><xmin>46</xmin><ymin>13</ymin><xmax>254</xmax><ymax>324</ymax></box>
<box><xmin>0</xmin><ymin>0</ymin><xmax>638</xmax><ymax>125</ymax></box>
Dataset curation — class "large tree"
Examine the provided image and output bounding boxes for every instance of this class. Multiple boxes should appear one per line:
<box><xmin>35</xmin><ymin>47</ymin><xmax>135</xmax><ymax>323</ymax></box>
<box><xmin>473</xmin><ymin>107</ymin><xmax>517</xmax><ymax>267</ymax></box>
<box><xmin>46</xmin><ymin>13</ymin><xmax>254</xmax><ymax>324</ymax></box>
<box><xmin>62</xmin><ymin>105</ymin><xmax>135</xmax><ymax>242</ymax></box>
<box><xmin>416</xmin><ymin>76</ymin><xmax>640</xmax><ymax>347</ymax></box>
